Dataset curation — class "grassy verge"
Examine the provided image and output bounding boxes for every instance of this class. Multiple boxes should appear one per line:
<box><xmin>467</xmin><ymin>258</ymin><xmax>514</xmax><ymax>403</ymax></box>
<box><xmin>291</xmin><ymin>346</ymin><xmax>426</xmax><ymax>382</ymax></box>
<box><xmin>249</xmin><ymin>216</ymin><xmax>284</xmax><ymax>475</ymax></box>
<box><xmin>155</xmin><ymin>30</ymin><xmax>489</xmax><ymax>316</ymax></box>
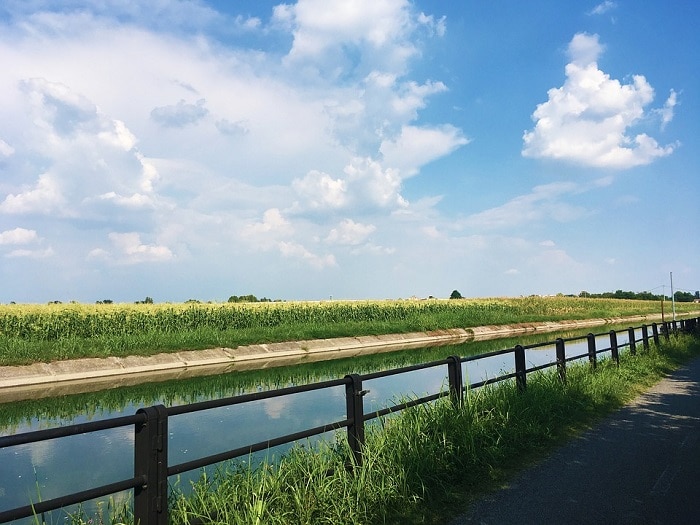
<box><xmin>75</xmin><ymin>330</ymin><xmax>695</xmax><ymax>525</ymax></box>
<box><xmin>2</xmin><ymin>298</ymin><xmax>696</xmax><ymax>366</ymax></box>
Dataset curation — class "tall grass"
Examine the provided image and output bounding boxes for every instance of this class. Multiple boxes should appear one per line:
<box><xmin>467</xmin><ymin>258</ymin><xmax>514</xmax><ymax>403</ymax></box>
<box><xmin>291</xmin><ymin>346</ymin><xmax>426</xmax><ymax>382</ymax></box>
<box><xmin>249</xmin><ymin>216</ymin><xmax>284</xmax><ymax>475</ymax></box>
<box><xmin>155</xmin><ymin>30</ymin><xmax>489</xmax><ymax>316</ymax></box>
<box><xmin>2</xmin><ymin>298</ymin><xmax>695</xmax><ymax>365</ymax></box>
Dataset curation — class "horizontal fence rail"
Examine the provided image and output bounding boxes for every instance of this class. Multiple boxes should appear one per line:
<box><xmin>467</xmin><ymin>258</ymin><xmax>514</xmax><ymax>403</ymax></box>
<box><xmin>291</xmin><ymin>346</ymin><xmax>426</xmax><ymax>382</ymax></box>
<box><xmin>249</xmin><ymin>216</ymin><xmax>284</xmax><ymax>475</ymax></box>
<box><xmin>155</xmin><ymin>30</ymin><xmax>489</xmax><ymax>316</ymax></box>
<box><xmin>0</xmin><ymin>317</ymin><xmax>697</xmax><ymax>525</ymax></box>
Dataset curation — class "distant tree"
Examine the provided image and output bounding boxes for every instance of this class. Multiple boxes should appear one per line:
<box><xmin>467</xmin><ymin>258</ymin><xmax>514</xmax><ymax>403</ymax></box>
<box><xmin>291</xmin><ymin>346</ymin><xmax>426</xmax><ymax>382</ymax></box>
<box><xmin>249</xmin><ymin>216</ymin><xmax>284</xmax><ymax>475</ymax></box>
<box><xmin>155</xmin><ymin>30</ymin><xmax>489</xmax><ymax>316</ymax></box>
<box><xmin>579</xmin><ymin>291</ymin><xmax>591</xmax><ymax>298</ymax></box>
<box><xmin>96</xmin><ymin>299</ymin><xmax>113</xmax><ymax>304</ymax></box>
<box><xmin>135</xmin><ymin>297</ymin><xmax>154</xmax><ymax>304</ymax></box>
<box><xmin>450</xmin><ymin>290</ymin><xmax>463</xmax><ymax>300</ymax></box>
<box><xmin>674</xmin><ymin>291</ymin><xmax>695</xmax><ymax>303</ymax></box>
<box><xmin>695</xmin><ymin>291</ymin><xmax>700</xmax><ymax>300</ymax></box>
<box><xmin>228</xmin><ymin>294</ymin><xmax>259</xmax><ymax>303</ymax></box>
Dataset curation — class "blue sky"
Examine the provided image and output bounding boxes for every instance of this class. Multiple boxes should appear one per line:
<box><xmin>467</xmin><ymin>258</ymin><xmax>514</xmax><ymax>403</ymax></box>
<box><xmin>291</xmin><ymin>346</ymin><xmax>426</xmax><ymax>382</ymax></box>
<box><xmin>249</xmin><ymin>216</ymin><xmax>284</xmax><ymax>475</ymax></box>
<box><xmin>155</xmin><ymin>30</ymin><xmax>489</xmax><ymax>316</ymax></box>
<box><xmin>0</xmin><ymin>0</ymin><xmax>698</xmax><ymax>303</ymax></box>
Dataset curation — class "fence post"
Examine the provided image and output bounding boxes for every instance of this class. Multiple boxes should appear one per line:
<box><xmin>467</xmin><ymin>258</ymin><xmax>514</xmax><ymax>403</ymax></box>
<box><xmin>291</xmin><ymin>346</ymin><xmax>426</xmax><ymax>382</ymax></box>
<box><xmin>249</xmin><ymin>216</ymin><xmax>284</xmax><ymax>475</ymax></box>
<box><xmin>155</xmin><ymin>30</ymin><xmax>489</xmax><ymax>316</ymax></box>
<box><xmin>446</xmin><ymin>355</ymin><xmax>464</xmax><ymax>407</ymax></box>
<box><xmin>134</xmin><ymin>404</ymin><xmax>169</xmax><ymax>525</ymax></box>
<box><xmin>662</xmin><ymin>321</ymin><xmax>670</xmax><ymax>340</ymax></box>
<box><xmin>652</xmin><ymin>323</ymin><xmax>660</xmax><ymax>346</ymax></box>
<box><xmin>555</xmin><ymin>338</ymin><xmax>567</xmax><ymax>384</ymax></box>
<box><xmin>587</xmin><ymin>333</ymin><xmax>597</xmax><ymax>369</ymax></box>
<box><xmin>642</xmin><ymin>325</ymin><xmax>650</xmax><ymax>350</ymax></box>
<box><xmin>628</xmin><ymin>327</ymin><xmax>636</xmax><ymax>355</ymax></box>
<box><xmin>514</xmin><ymin>345</ymin><xmax>526</xmax><ymax>392</ymax></box>
<box><xmin>345</xmin><ymin>374</ymin><xmax>366</xmax><ymax>466</ymax></box>
<box><xmin>609</xmin><ymin>331</ymin><xmax>619</xmax><ymax>366</ymax></box>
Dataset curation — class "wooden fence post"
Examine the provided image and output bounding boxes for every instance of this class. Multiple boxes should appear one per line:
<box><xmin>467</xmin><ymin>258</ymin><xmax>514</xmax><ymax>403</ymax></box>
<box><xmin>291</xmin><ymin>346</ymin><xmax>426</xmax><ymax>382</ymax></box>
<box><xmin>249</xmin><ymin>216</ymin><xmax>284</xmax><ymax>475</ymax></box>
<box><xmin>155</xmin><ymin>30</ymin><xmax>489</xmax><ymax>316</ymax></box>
<box><xmin>642</xmin><ymin>325</ymin><xmax>650</xmax><ymax>350</ymax></box>
<box><xmin>446</xmin><ymin>355</ymin><xmax>464</xmax><ymax>407</ymax></box>
<box><xmin>652</xmin><ymin>323</ymin><xmax>660</xmax><ymax>346</ymax></box>
<box><xmin>555</xmin><ymin>338</ymin><xmax>567</xmax><ymax>384</ymax></box>
<box><xmin>587</xmin><ymin>333</ymin><xmax>597</xmax><ymax>369</ymax></box>
<box><xmin>628</xmin><ymin>327</ymin><xmax>636</xmax><ymax>355</ymax></box>
<box><xmin>514</xmin><ymin>345</ymin><xmax>527</xmax><ymax>392</ymax></box>
<box><xmin>609</xmin><ymin>330</ymin><xmax>619</xmax><ymax>366</ymax></box>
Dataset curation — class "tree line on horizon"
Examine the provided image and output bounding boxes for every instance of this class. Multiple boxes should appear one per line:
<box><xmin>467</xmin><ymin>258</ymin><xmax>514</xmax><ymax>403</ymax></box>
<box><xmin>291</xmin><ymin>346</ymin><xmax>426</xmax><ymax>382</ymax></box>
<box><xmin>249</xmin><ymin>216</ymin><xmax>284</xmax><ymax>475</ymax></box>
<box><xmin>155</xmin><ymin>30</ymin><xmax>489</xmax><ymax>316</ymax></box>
<box><xmin>577</xmin><ymin>289</ymin><xmax>700</xmax><ymax>302</ymax></box>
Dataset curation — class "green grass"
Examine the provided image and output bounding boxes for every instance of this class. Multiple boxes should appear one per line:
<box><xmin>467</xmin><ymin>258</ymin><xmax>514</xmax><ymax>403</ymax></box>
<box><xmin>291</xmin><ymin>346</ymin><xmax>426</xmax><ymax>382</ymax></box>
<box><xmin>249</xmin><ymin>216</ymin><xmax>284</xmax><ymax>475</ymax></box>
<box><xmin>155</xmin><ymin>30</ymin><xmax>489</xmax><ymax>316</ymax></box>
<box><xmin>1</xmin><ymin>297</ymin><xmax>696</xmax><ymax>366</ymax></box>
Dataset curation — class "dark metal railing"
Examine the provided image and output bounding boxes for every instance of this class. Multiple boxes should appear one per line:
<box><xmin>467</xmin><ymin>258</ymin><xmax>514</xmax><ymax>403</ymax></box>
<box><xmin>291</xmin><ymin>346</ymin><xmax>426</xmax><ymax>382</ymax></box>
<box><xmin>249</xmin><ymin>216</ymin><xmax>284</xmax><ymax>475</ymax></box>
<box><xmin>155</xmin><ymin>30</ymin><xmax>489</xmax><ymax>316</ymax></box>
<box><xmin>0</xmin><ymin>317</ymin><xmax>697</xmax><ymax>525</ymax></box>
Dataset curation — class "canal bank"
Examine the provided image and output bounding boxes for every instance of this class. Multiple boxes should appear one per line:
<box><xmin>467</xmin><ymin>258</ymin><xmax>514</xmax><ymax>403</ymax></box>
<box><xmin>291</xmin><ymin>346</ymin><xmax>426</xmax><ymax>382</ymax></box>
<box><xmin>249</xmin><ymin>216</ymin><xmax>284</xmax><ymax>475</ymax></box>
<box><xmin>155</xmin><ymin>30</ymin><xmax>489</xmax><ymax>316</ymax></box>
<box><xmin>0</xmin><ymin>313</ymin><xmax>675</xmax><ymax>401</ymax></box>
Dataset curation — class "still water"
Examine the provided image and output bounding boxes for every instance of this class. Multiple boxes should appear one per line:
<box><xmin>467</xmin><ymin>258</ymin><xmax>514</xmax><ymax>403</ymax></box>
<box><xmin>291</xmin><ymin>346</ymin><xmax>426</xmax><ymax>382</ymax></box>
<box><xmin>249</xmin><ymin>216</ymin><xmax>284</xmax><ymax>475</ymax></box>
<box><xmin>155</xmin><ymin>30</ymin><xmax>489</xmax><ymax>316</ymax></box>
<box><xmin>0</xmin><ymin>326</ymin><xmax>638</xmax><ymax>521</ymax></box>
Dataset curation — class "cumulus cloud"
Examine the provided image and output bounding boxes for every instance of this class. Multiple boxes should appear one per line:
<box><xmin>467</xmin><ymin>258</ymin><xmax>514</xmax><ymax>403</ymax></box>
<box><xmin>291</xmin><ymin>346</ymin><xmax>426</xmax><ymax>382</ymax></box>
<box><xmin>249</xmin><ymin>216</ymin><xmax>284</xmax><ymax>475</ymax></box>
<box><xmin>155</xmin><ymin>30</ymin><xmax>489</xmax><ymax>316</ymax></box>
<box><xmin>292</xmin><ymin>157</ymin><xmax>409</xmax><ymax>212</ymax></box>
<box><xmin>0</xmin><ymin>227</ymin><xmax>38</xmax><ymax>245</ymax></box>
<box><xmin>0</xmin><ymin>1</ymin><xmax>471</xmax><ymax>295</ymax></box>
<box><xmin>275</xmin><ymin>0</ymin><xmax>417</xmax><ymax>78</ymax></box>
<box><xmin>326</xmin><ymin>219</ymin><xmax>376</xmax><ymax>245</ymax></box>
<box><xmin>522</xmin><ymin>33</ymin><xmax>676</xmax><ymax>169</ymax></box>
<box><xmin>104</xmin><ymin>232</ymin><xmax>174</xmax><ymax>264</ymax></box>
<box><xmin>278</xmin><ymin>240</ymin><xmax>336</xmax><ymax>269</ymax></box>
<box><xmin>244</xmin><ymin>208</ymin><xmax>293</xmax><ymax>237</ymax></box>
<box><xmin>0</xmin><ymin>174</ymin><xmax>64</xmax><ymax>215</ymax></box>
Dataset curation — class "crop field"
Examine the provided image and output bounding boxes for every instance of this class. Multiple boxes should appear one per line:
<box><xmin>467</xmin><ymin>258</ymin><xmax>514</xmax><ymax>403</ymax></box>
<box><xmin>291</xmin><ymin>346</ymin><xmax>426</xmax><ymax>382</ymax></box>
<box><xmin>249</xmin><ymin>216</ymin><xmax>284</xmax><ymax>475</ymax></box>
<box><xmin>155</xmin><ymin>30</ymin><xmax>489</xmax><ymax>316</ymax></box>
<box><xmin>0</xmin><ymin>297</ymin><xmax>696</xmax><ymax>366</ymax></box>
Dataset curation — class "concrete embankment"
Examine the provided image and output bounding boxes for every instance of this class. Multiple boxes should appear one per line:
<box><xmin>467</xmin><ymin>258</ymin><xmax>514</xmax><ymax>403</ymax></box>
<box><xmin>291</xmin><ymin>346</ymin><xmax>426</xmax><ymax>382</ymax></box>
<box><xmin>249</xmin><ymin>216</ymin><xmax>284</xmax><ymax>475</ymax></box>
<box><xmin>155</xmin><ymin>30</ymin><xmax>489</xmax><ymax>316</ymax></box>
<box><xmin>0</xmin><ymin>314</ymin><xmax>672</xmax><ymax>402</ymax></box>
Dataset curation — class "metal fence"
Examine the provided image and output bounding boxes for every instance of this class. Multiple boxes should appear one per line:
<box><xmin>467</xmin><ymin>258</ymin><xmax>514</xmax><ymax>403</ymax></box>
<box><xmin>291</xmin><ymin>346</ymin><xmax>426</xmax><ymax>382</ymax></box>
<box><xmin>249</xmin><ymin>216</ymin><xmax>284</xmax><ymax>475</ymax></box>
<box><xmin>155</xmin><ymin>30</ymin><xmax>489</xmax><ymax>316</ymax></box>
<box><xmin>0</xmin><ymin>317</ymin><xmax>697</xmax><ymax>525</ymax></box>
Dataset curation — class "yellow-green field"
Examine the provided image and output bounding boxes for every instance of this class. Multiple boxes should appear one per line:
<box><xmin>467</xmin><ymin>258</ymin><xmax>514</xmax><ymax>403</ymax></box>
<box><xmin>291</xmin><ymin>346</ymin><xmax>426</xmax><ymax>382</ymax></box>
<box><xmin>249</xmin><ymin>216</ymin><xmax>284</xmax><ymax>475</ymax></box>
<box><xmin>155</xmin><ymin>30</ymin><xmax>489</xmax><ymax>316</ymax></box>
<box><xmin>0</xmin><ymin>297</ymin><xmax>696</xmax><ymax>366</ymax></box>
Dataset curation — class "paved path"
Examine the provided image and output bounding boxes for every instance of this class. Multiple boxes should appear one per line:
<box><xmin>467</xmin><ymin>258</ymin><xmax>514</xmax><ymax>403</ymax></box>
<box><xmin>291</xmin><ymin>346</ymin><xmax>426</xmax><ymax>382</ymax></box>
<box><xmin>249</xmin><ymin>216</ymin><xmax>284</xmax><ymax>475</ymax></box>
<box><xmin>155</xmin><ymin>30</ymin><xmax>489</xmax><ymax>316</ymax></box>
<box><xmin>448</xmin><ymin>357</ymin><xmax>700</xmax><ymax>525</ymax></box>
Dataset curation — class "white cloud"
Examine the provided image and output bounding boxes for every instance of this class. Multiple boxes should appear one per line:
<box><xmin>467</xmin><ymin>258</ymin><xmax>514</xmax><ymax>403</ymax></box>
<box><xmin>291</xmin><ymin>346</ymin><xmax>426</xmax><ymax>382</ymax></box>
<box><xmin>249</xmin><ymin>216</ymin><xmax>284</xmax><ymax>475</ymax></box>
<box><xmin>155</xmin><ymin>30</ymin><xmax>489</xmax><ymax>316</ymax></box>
<box><xmin>278</xmin><ymin>240</ymin><xmax>336</xmax><ymax>269</ymax></box>
<box><xmin>655</xmin><ymin>89</ymin><xmax>678</xmax><ymax>130</ymax></box>
<box><xmin>6</xmin><ymin>247</ymin><xmax>54</xmax><ymax>259</ymax></box>
<box><xmin>93</xmin><ymin>192</ymin><xmax>155</xmax><ymax>209</ymax></box>
<box><xmin>292</xmin><ymin>157</ymin><xmax>408</xmax><ymax>212</ymax></box>
<box><xmin>244</xmin><ymin>208</ymin><xmax>293</xmax><ymax>237</ymax></box>
<box><xmin>0</xmin><ymin>1</ymin><xmax>476</xmax><ymax>299</ymax></box>
<box><xmin>417</xmin><ymin>12</ymin><xmax>446</xmax><ymax>37</ymax></box>
<box><xmin>589</xmin><ymin>1</ymin><xmax>617</xmax><ymax>16</ymax></box>
<box><xmin>106</xmin><ymin>232</ymin><xmax>174</xmax><ymax>264</ymax></box>
<box><xmin>277</xmin><ymin>0</ymin><xmax>416</xmax><ymax>77</ymax></box>
<box><xmin>0</xmin><ymin>227</ymin><xmax>38</xmax><ymax>245</ymax></box>
<box><xmin>522</xmin><ymin>33</ymin><xmax>676</xmax><ymax>169</ymax></box>
<box><xmin>464</xmin><ymin>182</ymin><xmax>585</xmax><ymax>230</ymax></box>
<box><xmin>326</xmin><ymin>219</ymin><xmax>376</xmax><ymax>245</ymax></box>
<box><xmin>0</xmin><ymin>138</ymin><xmax>14</xmax><ymax>157</ymax></box>
<box><xmin>292</xmin><ymin>171</ymin><xmax>348</xmax><ymax>210</ymax></box>
<box><xmin>380</xmin><ymin>124</ymin><xmax>469</xmax><ymax>177</ymax></box>
<box><xmin>0</xmin><ymin>174</ymin><xmax>64</xmax><ymax>215</ymax></box>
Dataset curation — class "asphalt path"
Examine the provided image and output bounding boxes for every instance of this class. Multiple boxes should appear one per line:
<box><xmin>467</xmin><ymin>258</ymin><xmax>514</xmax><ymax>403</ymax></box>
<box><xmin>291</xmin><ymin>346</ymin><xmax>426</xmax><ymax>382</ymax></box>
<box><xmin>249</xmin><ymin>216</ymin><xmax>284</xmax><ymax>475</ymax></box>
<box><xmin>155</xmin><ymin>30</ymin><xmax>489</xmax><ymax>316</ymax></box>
<box><xmin>448</xmin><ymin>357</ymin><xmax>700</xmax><ymax>525</ymax></box>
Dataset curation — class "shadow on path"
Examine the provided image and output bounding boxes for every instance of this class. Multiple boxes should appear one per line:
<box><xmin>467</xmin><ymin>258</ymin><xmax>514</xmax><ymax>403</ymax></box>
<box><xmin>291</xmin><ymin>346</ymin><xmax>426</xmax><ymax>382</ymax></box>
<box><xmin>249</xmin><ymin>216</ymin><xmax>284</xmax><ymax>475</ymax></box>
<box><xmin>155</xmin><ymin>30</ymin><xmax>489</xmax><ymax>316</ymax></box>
<box><xmin>448</xmin><ymin>357</ymin><xmax>700</xmax><ymax>524</ymax></box>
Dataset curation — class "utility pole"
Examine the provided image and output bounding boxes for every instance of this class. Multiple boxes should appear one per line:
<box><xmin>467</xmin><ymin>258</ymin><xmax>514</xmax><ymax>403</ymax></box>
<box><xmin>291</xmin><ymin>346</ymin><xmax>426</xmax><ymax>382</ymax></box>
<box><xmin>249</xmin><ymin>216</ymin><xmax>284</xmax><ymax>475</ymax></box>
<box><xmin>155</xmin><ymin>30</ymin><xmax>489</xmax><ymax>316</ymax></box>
<box><xmin>670</xmin><ymin>272</ymin><xmax>676</xmax><ymax>321</ymax></box>
<box><xmin>661</xmin><ymin>285</ymin><xmax>665</xmax><ymax>325</ymax></box>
